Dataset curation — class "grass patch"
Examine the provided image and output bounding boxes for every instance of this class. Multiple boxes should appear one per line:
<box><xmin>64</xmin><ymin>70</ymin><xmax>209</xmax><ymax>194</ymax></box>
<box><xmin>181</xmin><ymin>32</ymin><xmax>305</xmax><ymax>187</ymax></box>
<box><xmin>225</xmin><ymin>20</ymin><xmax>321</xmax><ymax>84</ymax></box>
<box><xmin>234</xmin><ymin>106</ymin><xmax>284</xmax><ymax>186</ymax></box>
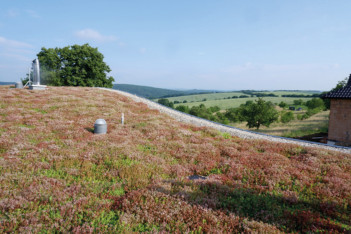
<box><xmin>17</xmin><ymin>124</ymin><xmax>35</xmax><ymax>128</ymax></box>
<box><xmin>31</xmin><ymin>108</ymin><xmax>48</xmax><ymax>114</ymax></box>
<box><xmin>137</xmin><ymin>144</ymin><xmax>158</xmax><ymax>155</ymax></box>
<box><xmin>282</xmin><ymin>127</ymin><xmax>328</xmax><ymax>138</ymax></box>
<box><xmin>232</xmin><ymin>111</ymin><xmax>329</xmax><ymax>137</ymax></box>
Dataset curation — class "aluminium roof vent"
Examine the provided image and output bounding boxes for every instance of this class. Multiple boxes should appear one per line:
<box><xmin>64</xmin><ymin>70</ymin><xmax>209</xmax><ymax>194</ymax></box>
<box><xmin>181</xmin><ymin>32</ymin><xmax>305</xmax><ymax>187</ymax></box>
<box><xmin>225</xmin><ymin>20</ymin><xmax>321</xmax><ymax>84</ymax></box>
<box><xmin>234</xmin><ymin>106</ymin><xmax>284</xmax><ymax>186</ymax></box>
<box><xmin>94</xmin><ymin>119</ymin><xmax>107</xmax><ymax>134</ymax></box>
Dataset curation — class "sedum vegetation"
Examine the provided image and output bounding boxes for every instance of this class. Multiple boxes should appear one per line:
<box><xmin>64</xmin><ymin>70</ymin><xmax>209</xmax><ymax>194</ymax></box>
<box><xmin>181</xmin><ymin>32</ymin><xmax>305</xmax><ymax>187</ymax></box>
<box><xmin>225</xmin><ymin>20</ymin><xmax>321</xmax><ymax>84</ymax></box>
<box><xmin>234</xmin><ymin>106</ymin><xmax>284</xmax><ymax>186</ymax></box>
<box><xmin>0</xmin><ymin>86</ymin><xmax>350</xmax><ymax>233</ymax></box>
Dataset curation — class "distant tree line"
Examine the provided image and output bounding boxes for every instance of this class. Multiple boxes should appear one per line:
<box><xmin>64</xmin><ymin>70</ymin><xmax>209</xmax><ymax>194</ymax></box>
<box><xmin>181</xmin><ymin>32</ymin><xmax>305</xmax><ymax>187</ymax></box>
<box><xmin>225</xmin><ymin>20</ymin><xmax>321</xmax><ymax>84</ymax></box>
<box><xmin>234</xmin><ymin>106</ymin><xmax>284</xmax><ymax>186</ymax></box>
<box><xmin>224</xmin><ymin>95</ymin><xmax>250</xmax><ymax>99</ymax></box>
<box><xmin>281</xmin><ymin>94</ymin><xmax>321</xmax><ymax>98</ymax></box>
<box><xmin>242</xmin><ymin>90</ymin><xmax>278</xmax><ymax>97</ymax></box>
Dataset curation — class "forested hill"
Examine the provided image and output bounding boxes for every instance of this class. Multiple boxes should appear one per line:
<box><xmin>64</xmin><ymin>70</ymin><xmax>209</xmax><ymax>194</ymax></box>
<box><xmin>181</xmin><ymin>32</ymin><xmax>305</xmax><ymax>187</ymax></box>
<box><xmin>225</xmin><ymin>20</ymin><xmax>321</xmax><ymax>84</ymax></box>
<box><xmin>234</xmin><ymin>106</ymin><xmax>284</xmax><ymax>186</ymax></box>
<box><xmin>113</xmin><ymin>83</ymin><xmax>217</xmax><ymax>99</ymax></box>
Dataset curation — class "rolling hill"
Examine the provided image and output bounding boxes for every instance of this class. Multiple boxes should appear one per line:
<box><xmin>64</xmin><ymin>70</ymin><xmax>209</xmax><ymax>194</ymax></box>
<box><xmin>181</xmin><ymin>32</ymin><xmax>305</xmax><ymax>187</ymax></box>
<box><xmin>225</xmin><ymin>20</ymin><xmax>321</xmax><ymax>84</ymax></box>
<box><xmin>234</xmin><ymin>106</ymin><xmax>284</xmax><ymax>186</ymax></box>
<box><xmin>113</xmin><ymin>83</ymin><xmax>218</xmax><ymax>99</ymax></box>
<box><xmin>0</xmin><ymin>86</ymin><xmax>350</xmax><ymax>233</ymax></box>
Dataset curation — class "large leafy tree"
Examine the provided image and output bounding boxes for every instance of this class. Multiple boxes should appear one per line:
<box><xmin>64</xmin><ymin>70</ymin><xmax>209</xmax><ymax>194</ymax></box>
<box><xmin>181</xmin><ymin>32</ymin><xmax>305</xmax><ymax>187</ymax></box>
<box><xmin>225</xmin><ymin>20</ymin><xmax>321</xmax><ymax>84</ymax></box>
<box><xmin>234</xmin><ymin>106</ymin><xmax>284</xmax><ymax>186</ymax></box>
<box><xmin>37</xmin><ymin>44</ymin><xmax>114</xmax><ymax>87</ymax></box>
<box><xmin>238</xmin><ymin>98</ymin><xmax>278</xmax><ymax>129</ymax></box>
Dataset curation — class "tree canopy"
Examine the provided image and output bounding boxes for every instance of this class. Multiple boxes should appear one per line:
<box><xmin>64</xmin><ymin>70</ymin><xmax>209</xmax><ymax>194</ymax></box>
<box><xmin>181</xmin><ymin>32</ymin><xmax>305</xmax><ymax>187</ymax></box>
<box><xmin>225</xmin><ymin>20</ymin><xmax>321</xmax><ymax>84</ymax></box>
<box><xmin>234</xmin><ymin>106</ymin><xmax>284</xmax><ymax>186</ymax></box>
<box><xmin>305</xmin><ymin>98</ymin><xmax>325</xmax><ymax>110</ymax></box>
<box><xmin>238</xmin><ymin>98</ymin><xmax>279</xmax><ymax>129</ymax></box>
<box><xmin>157</xmin><ymin>98</ymin><xmax>174</xmax><ymax>108</ymax></box>
<box><xmin>37</xmin><ymin>44</ymin><xmax>114</xmax><ymax>88</ymax></box>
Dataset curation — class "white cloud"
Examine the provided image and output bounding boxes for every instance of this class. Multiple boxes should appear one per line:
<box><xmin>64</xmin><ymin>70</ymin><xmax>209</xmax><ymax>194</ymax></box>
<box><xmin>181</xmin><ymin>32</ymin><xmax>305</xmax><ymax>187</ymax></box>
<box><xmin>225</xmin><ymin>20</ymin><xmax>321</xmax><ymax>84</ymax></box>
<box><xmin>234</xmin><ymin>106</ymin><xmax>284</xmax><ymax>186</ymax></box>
<box><xmin>0</xmin><ymin>36</ymin><xmax>32</xmax><ymax>48</ymax></box>
<box><xmin>75</xmin><ymin>29</ymin><xmax>117</xmax><ymax>42</ymax></box>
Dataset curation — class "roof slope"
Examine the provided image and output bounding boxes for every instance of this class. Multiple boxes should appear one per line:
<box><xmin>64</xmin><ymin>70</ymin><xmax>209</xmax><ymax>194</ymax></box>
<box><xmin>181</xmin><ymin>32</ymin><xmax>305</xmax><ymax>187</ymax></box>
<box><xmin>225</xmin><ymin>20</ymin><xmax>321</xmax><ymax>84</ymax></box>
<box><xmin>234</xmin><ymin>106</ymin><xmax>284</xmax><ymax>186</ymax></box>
<box><xmin>0</xmin><ymin>86</ymin><xmax>350</xmax><ymax>233</ymax></box>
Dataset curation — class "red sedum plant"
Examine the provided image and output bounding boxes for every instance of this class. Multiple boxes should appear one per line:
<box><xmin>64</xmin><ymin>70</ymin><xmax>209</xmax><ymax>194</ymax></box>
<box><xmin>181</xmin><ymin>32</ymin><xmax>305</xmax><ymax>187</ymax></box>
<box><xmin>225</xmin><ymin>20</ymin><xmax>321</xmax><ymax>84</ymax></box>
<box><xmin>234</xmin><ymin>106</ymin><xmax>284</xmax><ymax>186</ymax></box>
<box><xmin>0</xmin><ymin>86</ymin><xmax>350</xmax><ymax>233</ymax></box>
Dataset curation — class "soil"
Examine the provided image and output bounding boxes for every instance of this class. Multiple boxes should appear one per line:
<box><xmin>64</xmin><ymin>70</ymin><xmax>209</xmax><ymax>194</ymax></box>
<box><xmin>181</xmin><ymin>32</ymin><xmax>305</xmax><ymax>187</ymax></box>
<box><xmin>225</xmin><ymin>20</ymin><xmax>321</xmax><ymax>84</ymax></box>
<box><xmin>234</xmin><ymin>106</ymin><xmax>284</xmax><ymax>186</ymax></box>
<box><xmin>294</xmin><ymin>132</ymin><xmax>328</xmax><ymax>143</ymax></box>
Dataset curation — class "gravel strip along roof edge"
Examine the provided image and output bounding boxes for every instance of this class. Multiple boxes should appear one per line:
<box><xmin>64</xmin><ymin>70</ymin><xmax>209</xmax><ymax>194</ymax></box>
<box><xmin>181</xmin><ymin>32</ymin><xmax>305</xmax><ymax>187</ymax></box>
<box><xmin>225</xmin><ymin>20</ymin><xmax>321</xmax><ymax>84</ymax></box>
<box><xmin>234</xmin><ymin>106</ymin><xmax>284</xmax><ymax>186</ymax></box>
<box><xmin>99</xmin><ymin>88</ymin><xmax>351</xmax><ymax>154</ymax></box>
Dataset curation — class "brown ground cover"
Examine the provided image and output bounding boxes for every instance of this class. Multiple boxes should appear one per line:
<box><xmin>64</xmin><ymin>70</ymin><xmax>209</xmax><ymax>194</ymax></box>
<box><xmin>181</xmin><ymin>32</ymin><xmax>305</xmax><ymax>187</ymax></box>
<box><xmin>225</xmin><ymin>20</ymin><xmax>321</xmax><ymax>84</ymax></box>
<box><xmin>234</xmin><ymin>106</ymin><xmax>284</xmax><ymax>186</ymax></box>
<box><xmin>0</xmin><ymin>86</ymin><xmax>350</xmax><ymax>233</ymax></box>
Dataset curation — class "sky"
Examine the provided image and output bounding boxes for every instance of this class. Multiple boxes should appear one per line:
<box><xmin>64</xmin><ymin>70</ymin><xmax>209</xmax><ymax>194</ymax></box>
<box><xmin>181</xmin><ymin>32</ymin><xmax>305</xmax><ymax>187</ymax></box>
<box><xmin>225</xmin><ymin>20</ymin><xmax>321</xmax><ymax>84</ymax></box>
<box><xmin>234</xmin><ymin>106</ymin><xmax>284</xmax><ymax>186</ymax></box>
<box><xmin>1</xmin><ymin>0</ymin><xmax>351</xmax><ymax>91</ymax></box>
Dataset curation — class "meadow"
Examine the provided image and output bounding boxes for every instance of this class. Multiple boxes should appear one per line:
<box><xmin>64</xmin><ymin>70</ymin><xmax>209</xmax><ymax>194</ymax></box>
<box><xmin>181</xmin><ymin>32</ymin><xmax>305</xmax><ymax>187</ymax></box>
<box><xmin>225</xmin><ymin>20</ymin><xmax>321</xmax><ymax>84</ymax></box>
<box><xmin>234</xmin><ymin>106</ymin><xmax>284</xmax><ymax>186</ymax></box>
<box><xmin>168</xmin><ymin>90</ymin><xmax>318</xmax><ymax>109</ymax></box>
<box><xmin>175</xmin><ymin>96</ymin><xmax>316</xmax><ymax>109</ymax></box>
<box><xmin>167</xmin><ymin>90</ymin><xmax>326</xmax><ymax>137</ymax></box>
<box><xmin>231</xmin><ymin>110</ymin><xmax>329</xmax><ymax>137</ymax></box>
<box><xmin>0</xmin><ymin>86</ymin><xmax>350</xmax><ymax>233</ymax></box>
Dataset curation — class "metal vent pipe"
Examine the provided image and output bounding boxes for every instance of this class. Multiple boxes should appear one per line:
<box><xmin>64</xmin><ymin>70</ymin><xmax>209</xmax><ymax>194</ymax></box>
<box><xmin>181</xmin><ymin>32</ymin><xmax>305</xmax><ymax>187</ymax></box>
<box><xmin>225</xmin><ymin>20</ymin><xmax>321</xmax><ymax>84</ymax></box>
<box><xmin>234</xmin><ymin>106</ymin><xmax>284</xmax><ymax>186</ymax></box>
<box><xmin>94</xmin><ymin>119</ymin><xmax>107</xmax><ymax>134</ymax></box>
<box><xmin>15</xmin><ymin>82</ymin><xmax>23</xmax><ymax>89</ymax></box>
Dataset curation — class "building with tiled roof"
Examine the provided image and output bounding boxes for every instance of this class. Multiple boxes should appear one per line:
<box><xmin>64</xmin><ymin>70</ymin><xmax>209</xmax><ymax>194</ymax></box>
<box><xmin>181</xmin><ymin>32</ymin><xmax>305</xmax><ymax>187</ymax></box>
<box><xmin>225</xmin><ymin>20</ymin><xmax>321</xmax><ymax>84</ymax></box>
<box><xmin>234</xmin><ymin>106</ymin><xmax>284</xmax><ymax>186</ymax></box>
<box><xmin>323</xmin><ymin>75</ymin><xmax>351</xmax><ymax>146</ymax></box>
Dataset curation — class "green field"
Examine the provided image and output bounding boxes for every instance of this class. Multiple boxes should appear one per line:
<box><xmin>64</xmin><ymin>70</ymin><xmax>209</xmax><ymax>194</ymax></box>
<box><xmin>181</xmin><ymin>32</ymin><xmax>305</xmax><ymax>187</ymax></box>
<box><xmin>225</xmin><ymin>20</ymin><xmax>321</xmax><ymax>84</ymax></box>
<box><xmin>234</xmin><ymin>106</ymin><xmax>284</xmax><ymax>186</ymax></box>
<box><xmin>166</xmin><ymin>91</ymin><xmax>320</xmax><ymax>109</ymax></box>
<box><xmin>164</xmin><ymin>90</ymin><xmax>326</xmax><ymax>138</ymax></box>
<box><xmin>166</xmin><ymin>91</ymin><xmax>248</xmax><ymax>102</ymax></box>
<box><xmin>175</xmin><ymin>96</ymin><xmax>314</xmax><ymax>109</ymax></box>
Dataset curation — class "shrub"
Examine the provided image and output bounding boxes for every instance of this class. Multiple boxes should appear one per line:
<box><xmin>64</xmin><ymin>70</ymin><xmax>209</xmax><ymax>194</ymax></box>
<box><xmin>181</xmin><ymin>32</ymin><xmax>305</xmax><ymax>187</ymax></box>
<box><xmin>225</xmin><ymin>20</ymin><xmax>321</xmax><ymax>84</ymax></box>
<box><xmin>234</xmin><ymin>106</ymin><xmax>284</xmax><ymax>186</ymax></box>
<box><xmin>305</xmin><ymin>98</ymin><xmax>325</xmax><ymax>110</ymax></box>
<box><xmin>281</xmin><ymin>111</ymin><xmax>294</xmax><ymax>123</ymax></box>
<box><xmin>293</xmin><ymin>99</ymin><xmax>304</xmax><ymax>105</ymax></box>
<box><xmin>209</xmin><ymin>106</ymin><xmax>220</xmax><ymax>113</ymax></box>
<box><xmin>239</xmin><ymin>95</ymin><xmax>250</xmax><ymax>98</ymax></box>
<box><xmin>215</xmin><ymin>112</ymin><xmax>229</xmax><ymax>124</ymax></box>
<box><xmin>158</xmin><ymin>98</ymin><xmax>174</xmax><ymax>108</ymax></box>
<box><xmin>225</xmin><ymin>108</ymin><xmax>242</xmax><ymax>123</ymax></box>
<box><xmin>175</xmin><ymin>105</ymin><xmax>189</xmax><ymax>113</ymax></box>
<box><xmin>298</xmin><ymin>107</ymin><xmax>322</xmax><ymax>120</ymax></box>
<box><xmin>279</xmin><ymin>101</ymin><xmax>287</xmax><ymax>108</ymax></box>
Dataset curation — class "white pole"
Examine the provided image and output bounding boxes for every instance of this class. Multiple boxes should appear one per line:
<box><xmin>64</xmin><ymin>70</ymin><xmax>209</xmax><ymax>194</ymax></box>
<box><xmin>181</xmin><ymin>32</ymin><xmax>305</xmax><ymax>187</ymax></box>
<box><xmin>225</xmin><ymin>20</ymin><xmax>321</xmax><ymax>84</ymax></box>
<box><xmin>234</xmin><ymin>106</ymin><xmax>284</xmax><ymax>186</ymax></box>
<box><xmin>121</xmin><ymin>113</ymin><xmax>124</xmax><ymax>125</ymax></box>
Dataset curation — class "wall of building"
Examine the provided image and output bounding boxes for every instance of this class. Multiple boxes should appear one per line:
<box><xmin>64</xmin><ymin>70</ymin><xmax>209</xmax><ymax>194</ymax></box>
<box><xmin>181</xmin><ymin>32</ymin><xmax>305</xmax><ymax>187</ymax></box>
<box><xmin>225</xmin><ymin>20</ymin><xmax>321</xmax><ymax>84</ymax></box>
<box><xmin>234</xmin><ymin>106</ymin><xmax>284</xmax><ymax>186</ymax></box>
<box><xmin>328</xmin><ymin>99</ymin><xmax>351</xmax><ymax>146</ymax></box>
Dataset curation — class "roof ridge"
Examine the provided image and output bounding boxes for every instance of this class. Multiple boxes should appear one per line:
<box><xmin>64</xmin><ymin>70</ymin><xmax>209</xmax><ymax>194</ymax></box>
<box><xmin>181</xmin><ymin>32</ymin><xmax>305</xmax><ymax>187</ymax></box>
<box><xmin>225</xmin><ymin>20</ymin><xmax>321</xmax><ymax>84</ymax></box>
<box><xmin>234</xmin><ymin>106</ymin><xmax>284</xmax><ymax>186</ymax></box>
<box><xmin>323</xmin><ymin>75</ymin><xmax>351</xmax><ymax>99</ymax></box>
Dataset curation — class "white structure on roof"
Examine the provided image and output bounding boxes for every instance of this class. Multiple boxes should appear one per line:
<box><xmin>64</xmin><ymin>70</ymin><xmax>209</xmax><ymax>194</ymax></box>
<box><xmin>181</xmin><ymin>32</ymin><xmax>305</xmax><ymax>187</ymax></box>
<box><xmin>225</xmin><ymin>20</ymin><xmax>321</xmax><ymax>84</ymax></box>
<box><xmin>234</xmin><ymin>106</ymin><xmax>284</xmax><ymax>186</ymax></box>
<box><xmin>28</xmin><ymin>58</ymin><xmax>46</xmax><ymax>90</ymax></box>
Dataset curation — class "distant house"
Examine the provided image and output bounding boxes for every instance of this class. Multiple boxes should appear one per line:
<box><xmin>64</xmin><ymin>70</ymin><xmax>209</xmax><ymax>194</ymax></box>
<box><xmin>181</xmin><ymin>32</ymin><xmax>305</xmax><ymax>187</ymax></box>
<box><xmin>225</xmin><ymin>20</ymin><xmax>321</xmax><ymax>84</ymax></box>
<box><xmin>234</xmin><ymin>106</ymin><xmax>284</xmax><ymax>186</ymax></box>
<box><xmin>323</xmin><ymin>75</ymin><xmax>351</xmax><ymax>146</ymax></box>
